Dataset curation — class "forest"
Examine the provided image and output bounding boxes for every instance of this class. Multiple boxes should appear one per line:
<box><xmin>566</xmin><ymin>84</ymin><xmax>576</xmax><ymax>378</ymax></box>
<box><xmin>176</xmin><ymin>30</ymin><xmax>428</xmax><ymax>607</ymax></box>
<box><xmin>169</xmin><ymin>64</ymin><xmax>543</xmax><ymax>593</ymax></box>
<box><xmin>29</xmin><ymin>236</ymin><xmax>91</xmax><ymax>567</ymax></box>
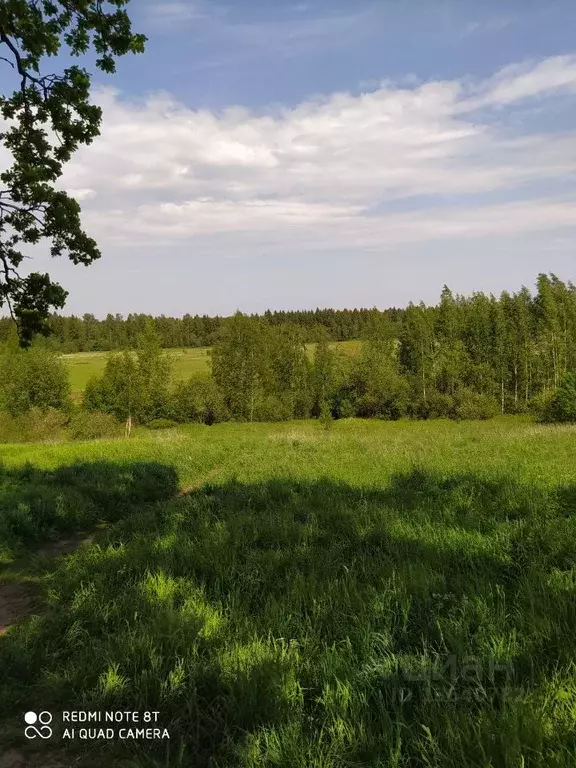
<box><xmin>1</xmin><ymin>272</ymin><xmax>575</xmax><ymax>440</ymax></box>
<box><xmin>0</xmin><ymin>305</ymin><xmax>402</xmax><ymax>352</ymax></box>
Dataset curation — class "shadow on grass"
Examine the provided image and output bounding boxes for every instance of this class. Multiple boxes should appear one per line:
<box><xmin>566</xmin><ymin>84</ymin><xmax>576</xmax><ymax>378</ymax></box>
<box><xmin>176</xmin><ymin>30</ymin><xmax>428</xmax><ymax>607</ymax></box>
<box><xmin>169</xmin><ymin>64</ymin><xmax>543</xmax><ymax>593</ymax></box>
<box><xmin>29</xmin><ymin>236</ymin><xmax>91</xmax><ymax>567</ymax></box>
<box><xmin>0</xmin><ymin>461</ymin><xmax>179</xmax><ymax>563</ymax></box>
<box><xmin>1</xmin><ymin>464</ymin><xmax>576</xmax><ymax>767</ymax></box>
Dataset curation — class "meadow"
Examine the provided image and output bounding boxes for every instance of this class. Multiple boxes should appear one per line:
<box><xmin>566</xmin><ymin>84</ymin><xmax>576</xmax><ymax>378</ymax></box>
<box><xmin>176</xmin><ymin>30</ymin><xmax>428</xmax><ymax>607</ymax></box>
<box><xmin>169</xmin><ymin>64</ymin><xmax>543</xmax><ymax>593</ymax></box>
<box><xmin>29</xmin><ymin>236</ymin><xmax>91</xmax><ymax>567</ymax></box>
<box><xmin>62</xmin><ymin>347</ymin><xmax>212</xmax><ymax>395</ymax></box>
<box><xmin>62</xmin><ymin>341</ymin><xmax>362</xmax><ymax>396</ymax></box>
<box><xmin>1</xmin><ymin>416</ymin><xmax>576</xmax><ymax>767</ymax></box>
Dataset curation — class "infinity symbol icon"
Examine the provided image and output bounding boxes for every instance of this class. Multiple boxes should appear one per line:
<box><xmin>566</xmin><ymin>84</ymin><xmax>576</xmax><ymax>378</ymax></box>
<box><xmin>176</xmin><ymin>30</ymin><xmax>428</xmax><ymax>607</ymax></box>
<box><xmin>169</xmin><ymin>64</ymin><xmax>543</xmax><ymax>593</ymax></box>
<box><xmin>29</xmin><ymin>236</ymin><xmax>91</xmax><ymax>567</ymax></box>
<box><xmin>24</xmin><ymin>711</ymin><xmax>53</xmax><ymax>739</ymax></box>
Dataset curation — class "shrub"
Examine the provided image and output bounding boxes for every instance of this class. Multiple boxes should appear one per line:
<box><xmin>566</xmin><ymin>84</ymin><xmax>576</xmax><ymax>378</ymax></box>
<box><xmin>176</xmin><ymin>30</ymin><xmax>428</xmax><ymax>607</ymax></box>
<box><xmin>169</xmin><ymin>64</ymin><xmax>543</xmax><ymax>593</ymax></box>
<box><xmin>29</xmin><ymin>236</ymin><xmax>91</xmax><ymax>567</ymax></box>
<box><xmin>453</xmin><ymin>389</ymin><xmax>499</xmax><ymax>421</ymax></box>
<box><xmin>0</xmin><ymin>346</ymin><xmax>71</xmax><ymax>416</ymax></box>
<box><xmin>504</xmin><ymin>394</ymin><xmax>530</xmax><ymax>415</ymax></box>
<box><xmin>0</xmin><ymin>408</ymin><xmax>68</xmax><ymax>443</ymax></box>
<box><xmin>546</xmin><ymin>373</ymin><xmax>576</xmax><ymax>423</ymax></box>
<box><xmin>410</xmin><ymin>390</ymin><xmax>455</xmax><ymax>420</ymax></box>
<box><xmin>337</xmin><ymin>398</ymin><xmax>355</xmax><ymax>419</ymax></box>
<box><xmin>68</xmin><ymin>411</ymin><xmax>121</xmax><ymax>440</ymax></box>
<box><xmin>169</xmin><ymin>375</ymin><xmax>228</xmax><ymax>425</ymax></box>
<box><xmin>20</xmin><ymin>408</ymin><xmax>69</xmax><ymax>441</ymax></box>
<box><xmin>354</xmin><ymin>376</ymin><xmax>410</xmax><ymax>421</ymax></box>
<box><xmin>0</xmin><ymin>412</ymin><xmax>18</xmax><ymax>443</ymax></box>
<box><xmin>254</xmin><ymin>394</ymin><xmax>294</xmax><ymax>423</ymax></box>
<box><xmin>529</xmin><ymin>388</ymin><xmax>557</xmax><ymax>422</ymax></box>
<box><xmin>319</xmin><ymin>400</ymin><xmax>333</xmax><ymax>430</ymax></box>
<box><xmin>146</xmin><ymin>418</ymin><xmax>179</xmax><ymax>430</ymax></box>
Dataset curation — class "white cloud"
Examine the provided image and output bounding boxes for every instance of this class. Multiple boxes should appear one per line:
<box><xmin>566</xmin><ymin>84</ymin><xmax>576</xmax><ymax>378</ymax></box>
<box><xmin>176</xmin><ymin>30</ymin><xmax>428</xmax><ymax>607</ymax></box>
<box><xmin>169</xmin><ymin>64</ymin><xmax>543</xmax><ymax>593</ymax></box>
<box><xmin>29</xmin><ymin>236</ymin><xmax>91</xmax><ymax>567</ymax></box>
<box><xmin>463</xmin><ymin>54</ymin><xmax>576</xmax><ymax>109</ymax></box>
<box><xmin>59</xmin><ymin>55</ymin><xmax>576</xmax><ymax>252</ymax></box>
<box><xmin>461</xmin><ymin>16</ymin><xmax>513</xmax><ymax>38</ymax></box>
<box><xmin>65</xmin><ymin>188</ymin><xmax>97</xmax><ymax>201</ymax></box>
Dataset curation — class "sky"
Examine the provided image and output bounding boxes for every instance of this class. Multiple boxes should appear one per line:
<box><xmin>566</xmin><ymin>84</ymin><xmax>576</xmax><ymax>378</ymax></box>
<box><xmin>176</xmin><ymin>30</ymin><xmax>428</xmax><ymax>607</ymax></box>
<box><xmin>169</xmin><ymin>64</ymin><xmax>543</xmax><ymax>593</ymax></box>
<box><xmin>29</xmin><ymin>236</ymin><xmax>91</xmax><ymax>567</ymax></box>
<box><xmin>16</xmin><ymin>0</ymin><xmax>576</xmax><ymax>316</ymax></box>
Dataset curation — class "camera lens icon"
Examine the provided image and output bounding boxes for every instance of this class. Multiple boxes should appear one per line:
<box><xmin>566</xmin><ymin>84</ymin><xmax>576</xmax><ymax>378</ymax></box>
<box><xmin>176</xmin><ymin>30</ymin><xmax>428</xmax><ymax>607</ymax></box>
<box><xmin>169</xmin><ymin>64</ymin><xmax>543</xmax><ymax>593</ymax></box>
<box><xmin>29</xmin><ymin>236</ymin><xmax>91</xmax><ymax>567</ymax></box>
<box><xmin>24</xmin><ymin>711</ymin><xmax>53</xmax><ymax>738</ymax></box>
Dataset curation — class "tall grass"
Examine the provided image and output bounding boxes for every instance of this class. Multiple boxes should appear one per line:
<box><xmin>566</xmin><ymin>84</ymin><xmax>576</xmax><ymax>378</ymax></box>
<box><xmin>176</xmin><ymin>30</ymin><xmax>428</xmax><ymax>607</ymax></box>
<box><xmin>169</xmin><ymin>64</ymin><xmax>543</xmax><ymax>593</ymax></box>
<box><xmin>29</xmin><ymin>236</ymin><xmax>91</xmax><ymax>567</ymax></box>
<box><xmin>1</xmin><ymin>418</ymin><xmax>576</xmax><ymax>767</ymax></box>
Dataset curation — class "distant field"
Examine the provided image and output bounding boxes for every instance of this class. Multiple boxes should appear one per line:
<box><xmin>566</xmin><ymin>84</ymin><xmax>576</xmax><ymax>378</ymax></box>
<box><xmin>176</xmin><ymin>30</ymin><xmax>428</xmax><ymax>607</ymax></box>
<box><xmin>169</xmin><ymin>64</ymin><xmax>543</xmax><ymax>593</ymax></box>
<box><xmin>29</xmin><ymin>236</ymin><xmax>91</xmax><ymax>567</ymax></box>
<box><xmin>62</xmin><ymin>340</ymin><xmax>362</xmax><ymax>394</ymax></box>
<box><xmin>1</xmin><ymin>417</ymin><xmax>576</xmax><ymax>766</ymax></box>
<box><xmin>62</xmin><ymin>347</ymin><xmax>212</xmax><ymax>394</ymax></box>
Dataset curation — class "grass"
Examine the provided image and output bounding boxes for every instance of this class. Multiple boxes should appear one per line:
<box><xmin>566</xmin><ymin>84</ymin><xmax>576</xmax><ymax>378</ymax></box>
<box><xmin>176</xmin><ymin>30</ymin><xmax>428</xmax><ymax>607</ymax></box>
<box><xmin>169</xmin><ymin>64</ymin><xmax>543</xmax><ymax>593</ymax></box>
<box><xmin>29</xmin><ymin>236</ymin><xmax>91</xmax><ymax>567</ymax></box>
<box><xmin>1</xmin><ymin>417</ymin><xmax>576</xmax><ymax>767</ymax></box>
<box><xmin>62</xmin><ymin>347</ymin><xmax>212</xmax><ymax>395</ymax></box>
<box><xmin>61</xmin><ymin>341</ymin><xmax>361</xmax><ymax>395</ymax></box>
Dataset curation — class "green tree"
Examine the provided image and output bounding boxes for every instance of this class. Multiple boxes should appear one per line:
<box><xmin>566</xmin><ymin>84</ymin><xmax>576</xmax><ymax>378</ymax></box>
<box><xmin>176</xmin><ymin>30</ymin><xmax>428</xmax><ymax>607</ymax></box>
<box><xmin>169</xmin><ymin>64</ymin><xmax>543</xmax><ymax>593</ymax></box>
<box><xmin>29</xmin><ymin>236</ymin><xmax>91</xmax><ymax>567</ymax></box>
<box><xmin>211</xmin><ymin>313</ymin><xmax>268</xmax><ymax>421</ymax></box>
<box><xmin>83</xmin><ymin>349</ymin><xmax>138</xmax><ymax>421</ymax></box>
<box><xmin>0</xmin><ymin>1</ymin><xmax>145</xmax><ymax>345</ymax></box>
<box><xmin>169</xmin><ymin>374</ymin><xmax>228</xmax><ymax>425</ymax></box>
<box><xmin>268</xmin><ymin>324</ymin><xmax>311</xmax><ymax>418</ymax></box>
<box><xmin>435</xmin><ymin>340</ymin><xmax>468</xmax><ymax>397</ymax></box>
<box><xmin>535</xmin><ymin>273</ymin><xmax>562</xmax><ymax>389</ymax></box>
<box><xmin>547</xmin><ymin>372</ymin><xmax>576</xmax><ymax>423</ymax></box>
<box><xmin>513</xmin><ymin>287</ymin><xmax>534</xmax><ymax>405</ymax></box>
<box><xmin>354</xmin><ymin>315</ymin><xmax>408</xmax><ymax>419</ymax></box>
<box><xmin>437</xmin><ymin>285</ymin><xmax>458</xmax><ymax>344</ymax></box>
<box><xmin>434</xmin><ymin>285</ymin><xmax>468</xmax><ymax>396</ymax></box>
<box><xmin>491</xmin><ymin>294</ymin><xmax>509</xmax><ymax>414</ymax></box>
<box><xmin>400</xmin><ymin>301</ymin><xmax>435</xmax><ymax>404</ymax></box>
<box><xmin>83</xmin><ymin>322</ymin><xmax>171</xmax><ymax>423</ymax></box>
<box><xmin>0</xmin><ymin>343</ymin><xmax>71</xmax><ymax>414</ymax></box>
<box><xmin>463</xmin><ymin>292</ymin><xmax>494</xmax><ymax>395</ymax></box>
<box><xmin>310</xmin><ymin>329</ymin><xmax>335</xmax><ymax>417</ymax></box>
<box><xmin>135</xmin><ymin>320</ymin><xmax>172</xmax><ymax>423</ymax></box>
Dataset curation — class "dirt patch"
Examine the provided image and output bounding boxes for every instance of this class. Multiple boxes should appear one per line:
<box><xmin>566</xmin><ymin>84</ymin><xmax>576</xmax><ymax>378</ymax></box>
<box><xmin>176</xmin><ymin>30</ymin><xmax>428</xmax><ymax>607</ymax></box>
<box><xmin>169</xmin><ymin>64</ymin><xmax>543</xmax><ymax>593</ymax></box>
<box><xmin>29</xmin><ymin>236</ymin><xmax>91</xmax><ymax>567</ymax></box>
<box><xmin>0</xmin><ymin>582</ymin><xmax>37</xmax><ymax>635</ymax></box>
<box><xmin>36</xmin><ymin>535</ymin><xmax>94</xmax><ymax>558</ymax></box>
<box><xmin>0</xmin><ymin>533</ymin><xmax>95</xmax><ymax>635</ymax></box>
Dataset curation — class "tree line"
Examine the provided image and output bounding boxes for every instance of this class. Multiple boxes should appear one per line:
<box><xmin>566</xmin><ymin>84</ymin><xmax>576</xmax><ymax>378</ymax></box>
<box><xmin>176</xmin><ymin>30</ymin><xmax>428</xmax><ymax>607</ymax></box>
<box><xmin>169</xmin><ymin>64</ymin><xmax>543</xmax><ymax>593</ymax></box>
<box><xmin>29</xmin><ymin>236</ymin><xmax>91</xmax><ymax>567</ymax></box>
<box><xmin>0</xmin><ymin>308</ymin><xmax>403</xmax><ymax>353</ymax></box>
<box><xmin>1</xmin><ymin>273</ymin><xmax>575</xmax><ymax>439</ymax></box>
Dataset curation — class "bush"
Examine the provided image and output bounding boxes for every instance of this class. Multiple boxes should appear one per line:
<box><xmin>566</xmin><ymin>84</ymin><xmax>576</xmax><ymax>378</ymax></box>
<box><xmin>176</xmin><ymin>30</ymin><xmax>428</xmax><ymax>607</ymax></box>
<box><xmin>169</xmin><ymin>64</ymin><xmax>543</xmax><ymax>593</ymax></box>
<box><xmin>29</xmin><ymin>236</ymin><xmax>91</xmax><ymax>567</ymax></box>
<box><xmin>146</xmin><ymin>418</ymin><xmax>179</xmax><ymax>430</ymax></box>
<box><xmin>254</xmin><ymin>394</ymin><xmax>294</xmax><ymax>422</ymax></box>
<box><xmin>0</xmin><ymin>346</ymin><xmax>71</xmax><ymax>416</ymax></box>
<box><xmin>0</xmin><ymin>408</ymin><xmax>68</xmax><ymax>443</ymax></box>
<box><xmin>529</xmin><ymin>388</ymin><xmax>557</xmax><ymax>422</ymax></box>
<box><xmin>354</xmin><ymin>376</ymin><xmax>410</xmax><ymax>421</ymax></box>
<box><xmin>169</xmin><ymin>376</ymin><xmax>228</xmax><ymax>425</ymax></box>
<box><xmin>68</xmin><ymin>411</ymin><xmax>121</xmax><ymax>440</ymax></box>
<box><xmin>337</xmin><ymin>398</ymin><xmax>355</xmax><ymax>419</ymax></box>
<box><xmin>453</xmin><ymin>389</ymin><xmax>499</xmax><ymax>421</ymax></box>
<box><xmin>0</xmin><ymin>412</ymin><xmax>17</xmax><ymax>443</ymax></box>
<box><xmin>546</xmin><ymin>373</ymin><xmax>576</xmax><ymax>423</ymax></box>
<box><xmin>410</xmin><ymin>390</ymin><xmax>455</xmax><ymax>420</ymax></box>
<box><xmin>319</xmin><ymin>400</ymin><xmax>333</xmax><ymax>430</ymax></box>
<box><xmin>504</xmin><ymin>394</ymin><xmax>530</xmax><ymax>415</ymax></box>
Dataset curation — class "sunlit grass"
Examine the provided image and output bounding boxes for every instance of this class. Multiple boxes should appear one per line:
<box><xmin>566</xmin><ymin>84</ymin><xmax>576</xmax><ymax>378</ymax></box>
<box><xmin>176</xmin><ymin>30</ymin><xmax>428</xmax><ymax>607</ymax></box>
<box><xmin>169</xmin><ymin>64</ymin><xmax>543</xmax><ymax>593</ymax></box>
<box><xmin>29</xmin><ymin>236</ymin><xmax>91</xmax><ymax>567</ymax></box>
<box><xmin>1</xmin><ymin>417</ymin><xmax>575</xmax><ymax>767</ymax></box>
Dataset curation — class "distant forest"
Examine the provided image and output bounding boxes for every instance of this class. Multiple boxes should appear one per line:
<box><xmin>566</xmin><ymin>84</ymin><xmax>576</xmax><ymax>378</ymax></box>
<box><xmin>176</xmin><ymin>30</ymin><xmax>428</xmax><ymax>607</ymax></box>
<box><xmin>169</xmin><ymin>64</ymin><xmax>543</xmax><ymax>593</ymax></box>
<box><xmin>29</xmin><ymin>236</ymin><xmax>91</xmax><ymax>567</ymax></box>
<box><xmin>1</xmin><ymin>273</ymin><xmax>575</xmax><ymax>431</ymax></box>
<box><xmin>0</xmin><ymin>306</ymin><xmax>404</xmax><ymax>352</ymax></box>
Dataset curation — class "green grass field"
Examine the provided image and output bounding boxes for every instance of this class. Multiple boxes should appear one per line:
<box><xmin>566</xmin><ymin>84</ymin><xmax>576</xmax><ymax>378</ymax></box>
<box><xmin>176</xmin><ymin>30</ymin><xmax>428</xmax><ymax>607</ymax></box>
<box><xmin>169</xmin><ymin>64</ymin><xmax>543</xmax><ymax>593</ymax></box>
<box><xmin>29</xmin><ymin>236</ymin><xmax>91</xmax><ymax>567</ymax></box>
<box><xmin>1</xmin><ymin>417</ymin><xmax>576</xmax><ymax>767</ymax></box>
<box><xmin>62</xmin><ymin>341</ymin><xmax>362</xmax><ymax>395</ymax></box>
<box><xmin>62</xmin><ymin>347</ymin><xmax>213</xmax><ymax>394</ymax></box>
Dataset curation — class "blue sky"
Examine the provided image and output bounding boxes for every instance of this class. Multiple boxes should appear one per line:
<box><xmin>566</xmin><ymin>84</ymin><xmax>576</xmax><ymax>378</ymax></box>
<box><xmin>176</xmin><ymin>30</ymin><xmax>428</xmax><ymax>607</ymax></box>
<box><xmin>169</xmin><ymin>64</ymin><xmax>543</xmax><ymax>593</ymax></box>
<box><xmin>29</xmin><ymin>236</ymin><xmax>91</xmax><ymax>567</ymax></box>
<box><xmin>32</xmin><ymin>0</ymin><xmax>576</xmax><ymax>315</ymax></box>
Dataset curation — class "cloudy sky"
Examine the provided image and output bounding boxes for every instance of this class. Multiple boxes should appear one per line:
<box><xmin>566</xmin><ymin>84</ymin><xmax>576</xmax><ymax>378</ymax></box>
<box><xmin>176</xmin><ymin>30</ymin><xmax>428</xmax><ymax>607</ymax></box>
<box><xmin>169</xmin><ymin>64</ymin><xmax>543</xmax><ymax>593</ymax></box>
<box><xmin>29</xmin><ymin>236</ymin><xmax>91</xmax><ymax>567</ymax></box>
<box><xmin>34</xmin><ymin>0</ymin><xmax>576</xmax><ymax>315</ymax></box>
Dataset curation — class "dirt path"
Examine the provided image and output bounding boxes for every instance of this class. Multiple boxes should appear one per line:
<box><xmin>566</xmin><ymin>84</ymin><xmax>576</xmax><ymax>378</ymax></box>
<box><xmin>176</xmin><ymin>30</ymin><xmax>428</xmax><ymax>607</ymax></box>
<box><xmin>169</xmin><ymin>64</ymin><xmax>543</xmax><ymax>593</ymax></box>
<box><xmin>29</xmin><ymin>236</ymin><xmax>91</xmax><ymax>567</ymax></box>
<box><xmin>0</xmin><ymin>534</ymin><xmax>94</xmax><ymax>637</ymax></box>
<box><xmin>0</xmin><ymin>582</ymin><xmax>37</xmax><ymax>635</ymax></box>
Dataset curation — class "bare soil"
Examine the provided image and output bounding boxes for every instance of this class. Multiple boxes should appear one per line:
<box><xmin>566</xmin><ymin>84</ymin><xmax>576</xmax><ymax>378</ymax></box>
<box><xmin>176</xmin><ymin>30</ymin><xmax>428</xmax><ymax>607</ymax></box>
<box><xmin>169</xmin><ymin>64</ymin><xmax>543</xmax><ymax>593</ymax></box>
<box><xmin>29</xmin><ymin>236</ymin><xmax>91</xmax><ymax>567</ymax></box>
<box><xmin>0</xmin><ymin>534</ymin><xmax>94</xmax><ymax>636</ymax></box>
<box><xmin>0</xmin><ymin>582</ymin><xmax>36</xmax><ymax>635</ymax></box>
